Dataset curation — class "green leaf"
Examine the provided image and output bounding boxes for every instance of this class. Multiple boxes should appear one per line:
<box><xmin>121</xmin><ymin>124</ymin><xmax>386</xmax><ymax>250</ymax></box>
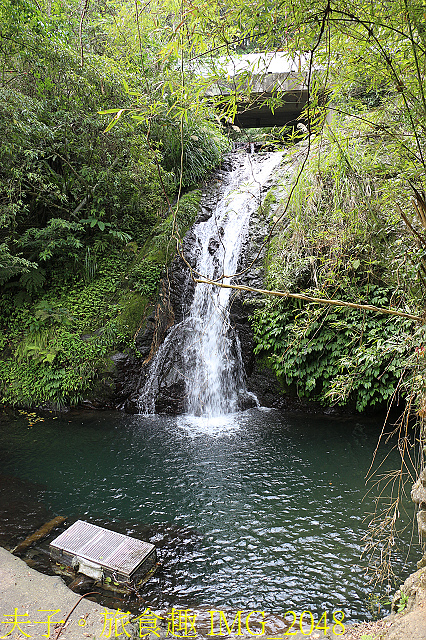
<box><xmin>98</xmin><ymin>108</ymin><xmax>124</xmax><ymax>114</ymax></box>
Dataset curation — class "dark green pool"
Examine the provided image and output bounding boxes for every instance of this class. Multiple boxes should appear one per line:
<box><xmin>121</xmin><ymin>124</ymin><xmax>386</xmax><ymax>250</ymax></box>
<box><xmin>0</xmin><ymin>408</ymin><xmax>418</xmax><ymax>622</ymax></box>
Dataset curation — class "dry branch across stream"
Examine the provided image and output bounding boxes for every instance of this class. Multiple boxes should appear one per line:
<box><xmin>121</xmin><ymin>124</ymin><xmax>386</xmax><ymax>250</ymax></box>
<box><xmin>194</xmin><ymin>279</ymin><xmax>423</xmax><ymax>323</ymax></box>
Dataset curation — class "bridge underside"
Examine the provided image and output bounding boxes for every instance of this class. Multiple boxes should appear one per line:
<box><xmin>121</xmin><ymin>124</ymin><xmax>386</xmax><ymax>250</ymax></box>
<box><xmin>232</xmin><ymin>91</ymin><xmax>308</xmax><ymax>128</ymax></box>
<box><xmin>225</xmin><ymin>89</ymin><xmax>309</xmax><ymax>128</ymax></box>
<box><xmin>207</xmin><ymin>71</ymin><xmax>314</xmax><ymax>128</ymax></box>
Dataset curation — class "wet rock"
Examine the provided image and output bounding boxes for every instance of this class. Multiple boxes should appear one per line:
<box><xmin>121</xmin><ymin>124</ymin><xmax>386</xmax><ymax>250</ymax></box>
<box><xmin>68</xmin><ymin>574</ymin><xmax>96</xmax><ymax>594</ymax></box>
<box><xmin>196</xmin><ymin>206</ymin><xmax>213</xmax><ymax>223</ymax></box>
<box><xmin>412</xmin><ymin>470</ymin><xmax>426</xmax><ymax>508</ymax></box>
<box><xmin>208</xmin><ymin>238</ymin><xmax>220</xmax><ymax>255</ymax></box>
<box><xmin>135</xmin><ymin>314</ymin><xmax>156</xmax><ymax>359</ymax></box>
<box><xmin>80</xmin><ymin>398</ymin><xmax>107</xmax><ymax>409</ymax></box>
<box><xmin>123</xmin><ymin>396</ymin><xmax>139</xmax><ymax>413</ymax></box>
<box><xmin>237</xmin><ymin>391</ymin><xmax>258</xmax><ymax>410</ymax></box>
<box><xmin>229</xmin><ymin>296</ymin><xmax>255</xmax><ymax>376</ymax></box>
<box><xmin>245</xmin><ymin>362</ymin><xmax>284</xmax><ymax>407</ymax></box>
<box><xmin>417</xmin><ymin>510</ymin><xmax>426</xmax><ymax>542</ymax></box>
<box><xmin>167</xmin><ymin>244</ymin><xmax>197</xmax><ymax>322</ymax></box>
<box><xmin>109</xmin><ymin>352</ymin><xmax>142</xmax><ymax>407</ymax></box>
<box><xmin>155</xmin><ymin>381</ymin><xmax>186</xmax><ymax>414</ymax></box>
<box><xmin>129</xmin><ymin>317</ymin><xmax>194</xmax><ymax>414</ymax></box>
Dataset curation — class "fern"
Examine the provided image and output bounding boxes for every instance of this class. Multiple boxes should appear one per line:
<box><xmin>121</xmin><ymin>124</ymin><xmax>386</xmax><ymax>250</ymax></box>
<box><xmin>0</xmin><ymin>243</ymin><xmax>36</xmax><ymax>285</ymax></box>
<box><xmin>19</xmin><ymin>267</ymin><xmax>46</xmax><ymax>293</ymax></box>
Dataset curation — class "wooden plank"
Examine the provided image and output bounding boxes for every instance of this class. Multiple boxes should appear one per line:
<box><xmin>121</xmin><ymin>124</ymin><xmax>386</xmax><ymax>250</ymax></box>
<box><xmin>12</xmin><ymin>516</ymin><xmax>67</xmax><ymax>555</ymax></box>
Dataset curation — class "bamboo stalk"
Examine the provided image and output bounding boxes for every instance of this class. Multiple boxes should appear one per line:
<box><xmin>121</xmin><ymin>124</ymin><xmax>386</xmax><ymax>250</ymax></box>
<box><xmin>414</xmin><ymin>199</ymin><xmax>426</xmax><ymax>230</ymax></box>
<box><xmin>399</xmin><ymin>206</ymin><xmax>426</xmax><ymax>247</ymax></box>
<box><xmin>194</xmin><ymin>278</ymin><xmax>423</xmax><ymax>322</ymax></box>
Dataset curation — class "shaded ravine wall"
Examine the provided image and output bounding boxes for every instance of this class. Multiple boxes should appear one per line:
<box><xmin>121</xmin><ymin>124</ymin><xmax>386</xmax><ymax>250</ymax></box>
<box><xmin>125</xmin><ymin>153</ymin><xmax>288</xmax><ymax>414</ymax></box>
<box><xmin>99</xmin><ymin>152</ymin><xmax>291</xmax><ymax>414</ymax></box>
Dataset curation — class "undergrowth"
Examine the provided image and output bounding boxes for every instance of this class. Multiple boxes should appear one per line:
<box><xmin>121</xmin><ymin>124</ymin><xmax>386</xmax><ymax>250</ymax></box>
<box><xmin>252</xmin><ymin>286</ymin><xmax>413</xmax><ymax>411</ymax></box>
<box><xmin>0</xmin><ymin>190</ymin><xmax>201</xmax><ymax>408</ymax></box>
<box><xmin>251</xmin><ymin>115</ymin><xmax>422</xmax><ymax>412</ymax></box>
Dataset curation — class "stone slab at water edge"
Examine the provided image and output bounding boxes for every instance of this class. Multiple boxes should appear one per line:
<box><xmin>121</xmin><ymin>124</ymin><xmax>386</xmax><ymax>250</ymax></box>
<box><xmin>1</xmin><ymin>547</ymin><xmax>426</xmax><ymax>640</ymax></box>
<box><xmin>0</xmin><ymin>547</ymin><xmax>121</xmax><ymax>640</ymax></box>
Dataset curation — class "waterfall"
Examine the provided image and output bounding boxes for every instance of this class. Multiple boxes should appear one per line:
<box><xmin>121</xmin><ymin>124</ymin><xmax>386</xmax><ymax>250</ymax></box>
<box><xmin>138</xmin><ymin>151</ymin><xmax>282</xmax><ymax>417</ymax></box>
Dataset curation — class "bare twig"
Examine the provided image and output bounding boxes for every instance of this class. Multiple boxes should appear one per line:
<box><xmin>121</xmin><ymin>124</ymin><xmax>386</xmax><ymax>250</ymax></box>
<box><xmin>193</xmin><ymin>278</ymin><xmax>423</xmax><ymax>322</ymax></box>
<box><xmin>79</xmin><ymin>0</ymin><xmax>90</xmax><ymax>67</ymax></box>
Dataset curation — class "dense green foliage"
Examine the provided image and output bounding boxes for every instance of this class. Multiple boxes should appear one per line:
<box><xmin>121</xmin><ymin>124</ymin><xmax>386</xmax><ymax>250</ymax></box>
<box><xmin>2</xmin><ymin>0</ymin><xmax>426</xmax><ymax>416</ymax></box>
<box><xmin>0</xmin><ymin>187</ymin><xmax>201</xmax><ymax>408</ymax></box>
<box><xmin>251</xmin><ymin>119</ymin><xmax>423</xmax><ymax>410</ymax></box>
<box><xmin>253</xmin><ymin>288</ymin><xmax>413</xmax><ymax>411</ymax></box>
<box><xmin>0</xmin><ymin>0</ymin><xmax>219</xmax><ymax>407</ymax></box>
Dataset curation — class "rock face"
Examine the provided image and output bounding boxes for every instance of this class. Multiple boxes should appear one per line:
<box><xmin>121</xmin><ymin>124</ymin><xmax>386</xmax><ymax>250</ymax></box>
<box><xmin>385</xmin><ymin>566</ymin><xmax>426</xmax><ymax>640</ymax></box>
<box><xmin>114</xmin><ymin>152</ymin><xmax>296</xmax><ymax>414</ymax></box>
<box><xmin>123</xmin><ymin>168</ymin><xmax>234</xmax><ymax>414</ymax></box>
<box><xmin>125</xmin><ymin>278</ymin><xmax>180</xmax><ymax>413</ymax></box>
<box><xmin>411</xmin><ymin>469</ymin><xmax>426</xmax><ymax>507</ymax></box>
<box><xmin>412</xmin><ymin>468</ymin><xmax>426</xmax><ymax>568</ymax></box>
<box><xmin>392</xmin><ymin>566</ymin><xmax>426</xmax><ymax>617</ymax></box>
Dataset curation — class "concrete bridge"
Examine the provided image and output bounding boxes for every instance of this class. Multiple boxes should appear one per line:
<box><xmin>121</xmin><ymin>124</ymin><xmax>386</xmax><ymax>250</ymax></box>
<box><xmin>201</xmin><ymin>52</ymin><xmax>316</xmax><ymax>128</ymax></box>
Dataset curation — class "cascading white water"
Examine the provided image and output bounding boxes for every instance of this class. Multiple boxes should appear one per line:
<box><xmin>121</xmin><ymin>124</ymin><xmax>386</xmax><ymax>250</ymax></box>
<box><xmin>138</xmin><ymin>151</ymin><xmax>282</xmax><ymax>417</ymax></box>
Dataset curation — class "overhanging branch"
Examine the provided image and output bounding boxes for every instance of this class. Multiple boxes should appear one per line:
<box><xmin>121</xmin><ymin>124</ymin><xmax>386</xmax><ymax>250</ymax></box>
<box><xmin>194</xmin><ymin>278</ymin><xmax>423</xmax><ymax>322</ymax></box>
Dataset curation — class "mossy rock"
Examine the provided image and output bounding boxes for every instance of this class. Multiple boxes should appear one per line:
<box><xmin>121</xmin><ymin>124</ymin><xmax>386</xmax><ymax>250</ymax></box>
<box><xmin>116</xmin><ymin>292</ymin><xmax>149</xmax><ymax>337</ymax></box>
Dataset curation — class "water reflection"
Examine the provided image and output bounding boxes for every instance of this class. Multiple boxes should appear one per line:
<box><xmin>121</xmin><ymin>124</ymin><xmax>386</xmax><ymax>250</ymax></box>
<box><xmin>0</xmin><ymin>408</ymin><xmax>418</xmax><ymax>621</ymax></box>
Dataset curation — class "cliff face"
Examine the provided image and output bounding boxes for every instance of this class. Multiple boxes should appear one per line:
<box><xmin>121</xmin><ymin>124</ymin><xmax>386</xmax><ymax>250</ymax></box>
<box><xmin>93</xmin><ymin>120</ymin><xmax>421</xmax><ymax>419</ymax></box>
<box><xmin>412</xmin><ymin>470</ymin><xmax>426</xmax><ymax>562</ymax></box>
<box><xmin>113</xmin><ymin>154</ymin><xmax>293</xmax><ymax>415</ymax></box>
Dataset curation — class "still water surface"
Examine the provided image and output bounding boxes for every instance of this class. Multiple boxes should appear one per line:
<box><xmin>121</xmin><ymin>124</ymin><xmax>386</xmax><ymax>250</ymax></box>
<box><xmin>0</xmin><ymin>408</ymin><xmax>417</xmax><ymax>621</ymax></box>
